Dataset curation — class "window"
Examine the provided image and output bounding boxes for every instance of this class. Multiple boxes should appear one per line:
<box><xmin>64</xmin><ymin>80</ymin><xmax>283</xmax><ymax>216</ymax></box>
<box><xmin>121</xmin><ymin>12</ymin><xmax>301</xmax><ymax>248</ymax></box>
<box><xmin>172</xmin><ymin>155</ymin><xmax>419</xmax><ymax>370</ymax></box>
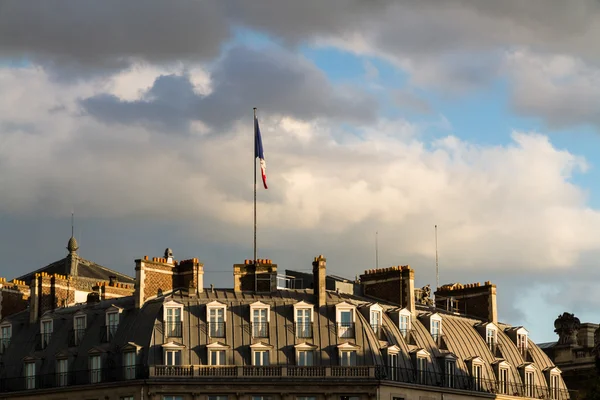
<box><xmin>551</xmin><ymin>374</ymin><xmax>560</xmax><ymax>400</ymax></box>
<box><xmin>340</xmin><ymin>350</ymin><xmax>357</xmax><ymax>366</ymax></box>
<box><xmin>124</xmin><ymin>351</ymin><xmax>136</xmax><ymax>379</ymax></box>
<box><xmin>336</xmin><ymin>302</ymin><xmax>356</xmax><ymax>338</ymax></box>
<box><xmin>525</xmin><ymin>371</ymin><xmax>534</xmax><ymax>397</ymax></box>
<box><xmin>486</xmin><ymin>326</ymin><xmax>497</xmax><ymax>351</ymax></box>
<box><xmin>25</xmin><ymin>362</ymin><xmax>35</xmax><ymax>389</ymax></box>
<box><xmin>106</xmin><ymin>312</ymin><xmax>119</xmax><ymax>341</ymax></box>
<box><xmin>165</xmin><ymin>349</ymin><xmax>182</xmax><ymax>366</ymax></box>
<box><xmin>416</xmin><ymin>356</ymin><xmax>427</xmax><ymax>384</ymax></box>
<box><xmin>388</xmin><ymin>352</ymin><xmax>399</xmax><ymax>381</ymax></box>
<box><xmin>0</xmin><ymin>323</ymin><xmax>11</xmax><ymax>352</ymax></box>
<box><xmin>472</xmin><ymin>364</ymin><xmax>482</xmax><ymax>391</ymax></box>
<box><xmin>90</xmin><ymin>355</ymin><xmax>102</xmax><ymax>383</ymax></box>
<box><xmin>252</xmin><ymin>397</ymin><xmax>271</xmax><ymax>400</ymax></box>
<box><xmin>163</xmin><ymin>397</ymin><xmax>183</xmax><ymax>400</ymax></box>
<box><xmin>74</xmin><ymin>315</ymin><xmax>86</xmax><ymax>345</ymax></box>
<box><xmin>297</xmin><ymin>350</ymin><xmax>314</xmax><ymax>366</ymax></box>
<box><xmin>518</xmin><ymin>332</ymin><xmax>528</xmax><ymax>355</ymax></box>
<box><xmin>296</xmin><ymin>308</ymin><xmax>312</xmax><ymax>338</ymax></box>
<box><xmin>165</xmin><ymin>306</ymin><xmax>182</xmax><ymax>337</ymax></box>
<box><xmin>499</xmin><ymin>367</ymin><xmax>508</xmax><ymax>394</ymax></box>
<box><xmin>208</xmin><ymin>306</ymin><xmax>225</xmax><ymax>338</ymax></box>
<box><xmin>252</xmin><ymin>308</ymin><xmax>269</xmax><ymax>338</ymax></box>
<box><xmin>40</xmin><ymin>318</ymin><xmax>53</xmax><ymax>349</ymax></box>
<box><xmin>430</xmin><ymin>318</ymin><xmax>441</xmax><ymax>343</ymax></box>
<box><xmin>56</xmin><ymin>359</ymin><xmax>68</xmax><ymax>387</ymax></box>
<box><xmin>297</xmin><ymin>397</ymin><xmax>316</xmax><ymax>400</ymax></box>
<box><xmin>210</xmin><ymin>350</ymin><xmax>226</xmax><ymax>366</ymax></box>
<box><xmin>370</xmin><ymin>309</ymin><xmax>382</xmax><ymax>336</ymax></box>
<box><xmin>253</xmin><ymin>350</ymin><xmax>269</xmax><ymax>366</ymax></box>
<box><xmin>445</xmin><ymin>359</ymin><xmax>456</xmax><ymax>388</ymax></box>
<box><xmin>399</xmin><ymin>313</ymin><xmax>410</xmax><ymax>339</ymax></box>
<box><xmin>209</xmin><ymin>397</ymin><xmax>228</xmax><ymax>400</ymax></box>
<box><xmin>121</xmin><ymin>397</ymin><xmax>135</xmax><ymax>400</ymax></box>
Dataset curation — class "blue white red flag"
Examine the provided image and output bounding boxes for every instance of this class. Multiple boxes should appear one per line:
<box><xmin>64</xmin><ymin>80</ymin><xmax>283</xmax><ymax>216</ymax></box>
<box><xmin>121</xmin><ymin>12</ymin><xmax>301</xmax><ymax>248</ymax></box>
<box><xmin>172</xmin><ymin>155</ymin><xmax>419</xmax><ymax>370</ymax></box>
<box><xmin>254</xmin><ymin>116</ymin><xmax>268</xmax><ymax>189</ymax></box>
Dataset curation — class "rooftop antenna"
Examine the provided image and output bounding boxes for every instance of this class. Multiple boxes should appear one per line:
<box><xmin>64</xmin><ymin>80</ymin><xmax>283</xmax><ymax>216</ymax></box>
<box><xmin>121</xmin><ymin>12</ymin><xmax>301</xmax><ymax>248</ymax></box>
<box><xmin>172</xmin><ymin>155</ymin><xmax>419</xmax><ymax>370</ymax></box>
<box><xmin>71</xmin><ymin>211</ymin><xmax>74</xmax><ymax>237</ymax></box>
<box><xmin>375</xmin><ymin>231</ymin><xmax>379</xmax><ymax>269</ymax></box>
<box><xmin>435</xmin><ymin>225</ymin><xmax>439</xmax><ymax>290</ymax></box>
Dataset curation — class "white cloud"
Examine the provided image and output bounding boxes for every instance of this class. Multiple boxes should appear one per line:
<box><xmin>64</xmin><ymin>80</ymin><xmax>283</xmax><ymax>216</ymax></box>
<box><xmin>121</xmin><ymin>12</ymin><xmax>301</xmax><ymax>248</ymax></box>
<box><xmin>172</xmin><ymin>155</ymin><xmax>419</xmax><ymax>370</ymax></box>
<box><xmin>0</xmin><ymin>66</ymin><xmax>599</xmax><ymax>278</ymax></box>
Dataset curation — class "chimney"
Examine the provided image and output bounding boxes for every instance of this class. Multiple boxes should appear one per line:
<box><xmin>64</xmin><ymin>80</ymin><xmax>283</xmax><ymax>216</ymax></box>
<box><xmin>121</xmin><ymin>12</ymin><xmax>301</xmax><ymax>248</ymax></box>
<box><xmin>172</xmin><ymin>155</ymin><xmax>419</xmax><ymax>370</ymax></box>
<box><xmin>29</xmin><ymin>275</ymin><xmax>40</xmax><ymax>323</ymax></box>
<box><xmin>177</xmin><ymin>258</ymin><xmax>204</xmax><ymax>294</ymax></box>
<box><xmin>134</xmin><ymin>254</ymin><xmax>176</xmax><ymax>308</ymax></box>
<box><xmin>312</xmin><ymin>255</ymin><xmax>327</xmax><ymax>307</ymax></box>
<box><xmin>233</xmin><ymin>259</ymin><xmax>277</xmax><ymax>292</ymax></box>
<box><xmin>360</xmin><ymin>265</ymin><xmax>415</xmax><ymax>316</ymax></box>
<box><xmin>434</xmin><ymin>281</ymin><xmax>497</xmax><ymax>324</ymax></box>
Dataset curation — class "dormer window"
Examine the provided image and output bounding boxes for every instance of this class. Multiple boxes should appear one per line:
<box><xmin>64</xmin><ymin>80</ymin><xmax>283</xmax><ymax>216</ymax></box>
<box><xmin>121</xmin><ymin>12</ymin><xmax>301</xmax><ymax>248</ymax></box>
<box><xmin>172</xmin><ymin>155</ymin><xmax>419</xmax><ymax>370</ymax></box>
<box><xmin>335</xmin><ymin>302</ymin><xmax>356</xmax><ymax>338</ymax></box>
<box><xmin>411</xmin><ymin>349</ymin><xmax>430</xmax><ymax>385</ymax></box>
<box><xmin>466</xmin><ymin>357</ymin><xmax>484</xmax><ymax>391</ymax></box>
<box><xmin>72</xmin><ymin>312</ymin><xmax>87</xmax><ymax>346</ymax></box>
<box><xmin>485</xmin><ymin>324</ymin><xmax>498</xmax><ymax>352</ymax></box>
<box><xmin>441</xmin><ymin>354</ymin><xmax>457</xmax><ymax>388</ymax></box>
<box><xmin>250</xmin><ymin>302</ymin><xmax>270</xmax><ymax>338</ymax></box>
<box><xmin>207</xmin><ymin>342</ymin><xmax>229</xmax><ymax>366</ymax></box>
<box><xmin>525</xmin><ymin>369</ymin><xmax>534</xmax><ymax>397</ymax></box>
<box><xmin>386</xmin><ymin>345</ymin><xmax>400</xmax><ymax>381</ymax></box>
<box><xmin>163</xmin><ymin>300</ymin><xmax>184</xmax><ymax>338</ymax></box>
<box><xmin>122</xmin><ymin>342</ymin><xmax>142</xmax><ymax>380</ymax></box>
<box><xmin>338</xmin><ymin>342</ymin><xmax>360</xmax><ymax>366</ymax></box>
<box><xmin>250</xmin><ymin>342</ymin><xmax>272</xmax><ymax>366</ymax></box>
<box><xmin>0</xmin><ymin>322</ymin><xmax>11</xmax><ymax>353</ymax></box>
<box><xmin>369</xmin><ymin>304</ymin><xmax>383</xmax><ymax>338</ymax></box>
<box><xmin>206</xmin><ymin>301</ymin><xmax>227</xmax><ymax>338</ymax></box>
<box><xmin>40</xmin><ymin>317</ymin><xmax>53</xmax><ymax>349</ymax></box>
<box><xmin>295</xmin><ymin>342</ymin><xmax>317</xmax><ymax>366</ymax></box>
<box><xmin>105</xmin><ymin>305</ymin><xmax>123</xmax><ymax>342</ymax></box>
<box><xmin>518</xmin><ymin>332</ymin><xmax>528</xmax><ymax>353</ymax></box>
<box><xmin>293</xmin><ymin>301</ymin><xmax>314</xmax><ymax>338</ymax></box>
<box><xmin>163</xmin><ymin>342</ymin><xmax>185</xmax><ymax>366</ymax></box>
<box><xmin>494</xmin><ymin>361</ymin><xmax>510</xmax><ymax>395</ymax></box>
<box><xmin>398</xmin><ymin>308</ymin><xmax>411</xmax><ymax>339</ymax></box>
<box><xmin>429</xmin><ymin>314</ymin><xmax>442</xmax><ymax>344</ymax></box>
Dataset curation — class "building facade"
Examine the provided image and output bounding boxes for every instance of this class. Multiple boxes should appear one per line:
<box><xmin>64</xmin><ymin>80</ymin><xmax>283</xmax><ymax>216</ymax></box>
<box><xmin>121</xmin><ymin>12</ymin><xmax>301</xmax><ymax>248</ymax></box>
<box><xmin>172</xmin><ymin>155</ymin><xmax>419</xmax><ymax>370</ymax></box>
<box><xmin>0</xmin><ymin>240</ymin><xmax>570</xmax><ymax>400</ymax></box>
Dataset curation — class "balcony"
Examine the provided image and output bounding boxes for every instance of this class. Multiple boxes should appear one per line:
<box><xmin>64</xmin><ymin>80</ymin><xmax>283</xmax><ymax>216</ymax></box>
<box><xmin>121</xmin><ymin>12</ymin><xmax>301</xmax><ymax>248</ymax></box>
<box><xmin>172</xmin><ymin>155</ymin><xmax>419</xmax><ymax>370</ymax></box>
<box><xmin>150</xmin><ymin>365</ymin><xmax>378</xmax><ymax>379</ymax></box>
<box><xmin>251</xmin><ymin>322</ymin><xmax>269</xmax><ymax>338</ymax></box>
<box><xmin>337</xmin><ymin>322</ymin><xmax>355</xmax><ymax>338</ymax></box>
<box><xmin>68</xmin><ymin>329</ymin><xmax>86</xmax><ymax>347</ymax></box>
<box><xmin>295</xmin><ymin>322</ymin><xmax>313</xmax><ymax>338</ymax></box>
<box><xmin>164</xmin><ymin>321</ymin><xmax>183</xmax><ymax>338</ymax></box>
<box><xmin>209</xmin><ymin>321</ymin><xmax>226</xmax><ymax>338</ymax></box>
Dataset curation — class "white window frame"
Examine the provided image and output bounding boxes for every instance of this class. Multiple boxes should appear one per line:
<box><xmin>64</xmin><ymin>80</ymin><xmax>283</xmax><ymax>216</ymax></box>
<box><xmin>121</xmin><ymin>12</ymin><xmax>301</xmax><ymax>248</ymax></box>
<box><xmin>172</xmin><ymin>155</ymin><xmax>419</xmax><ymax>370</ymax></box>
<box><xmin>89</xmin><ymin>354</ymin><xmax>102</xmax><ymax>383</ymax></box>
<box><xmin>250</xmin><ymin>342</ymin><xmax>273</xmax><ymax>366</ymax></box>
<box><xmin>338</xmin><ymin>342</ymin><xmax>360</xmax><ymax>366</ymax></box>
<box><xmin>164</xmin><ymin>300</ymin><xmax>184</xmax><ymax>337</ymax></box>
<box><xmin>398</xmin><ymin>308</ymin><xmax>411</xmax><ymax>339</ymax></box>
<box><xmin>295</xmin><ymin>342</ymin><xmax>317</xmax><ymax>366</ymax></box>
<box><xmin>0</xmin><ymin>322</ymin><xmax>12</xmax><ymax>352</ymax></box>
<box><xmin>207</xmin><ymin>342</ymin><xmax>230</xmax><ymax>366</ymax></box>
<box><xmin>106</xmin><ymin>305</ymin><xmax>123</xmax><ymax>341</ymax></box>
<box><xmin>123</xmin><ymin>351</ymin><xmax>136</xmax><ymax>379</ymax></box>
<box><xmin>206</xmin><ymin>300</ymin><xmax>227</xmax><ymax>338</ymax></box>
<box><xmin>56</xmin><ymin>358</ymin><xmax>68</xmax><ymax>387</ymax></box>
<box><xmin>335</xmin><ymin>302</ymin><xmax>356</xmax><ymax>338</ymax></box>
<box><xmin>485</xmin><ymin>323</ymin><xmax>498</xmax><ymax>350</ymax></box>
<box><xmin>369</xmin><ymin>303</ymin><xmax>383</xmax><ymax>337</ymax></box>
<box><xmin>525</xmin><ymin>370</ymin><xmax>534</xmax><ymax>397</ymax></box>
<box><xmin>443</xmin><ymin>354</ymin><xmax>457</xmax><ymax>388</ymax></box>
<box><xmin>429</xmin><ymin>314</ymin><xmax>442</xmax><ymax>343</ymax></box>
<box><xmin>163</xmin><ymin>396</ymin><xmax>184</xmax><ymax>400</ymax></box>
<box><xmin>517</xmin><ymin>328</ymin><xmax>529</xmax><ymax>350</ymax></box>
<box><xmin>550</xmin><ymin>373</ymin><xmax>560</xmax><ymax>400</ymax></box>
<box><xmin>387</xmin><ymin>345</ymin><xmax>400</xmax><ymax>381</ymax></box>
<box><xmin>499</xmin><ymin>366</ymin><xmax>509</xmax><ymax>394</ymax></box>
<box><xmin>40</xmin><ymin>317</ymin><xmax>53</xmax><ymax>348</ymax></box>
<box><xmin>293</xmin><ymin>301</ymin><xmax>314</xmax><ymax>338</ymax></box>
<box><xmin>250</xmin><ymin>301</ymin><xmax>270</xmax><ymax>338</ymax></box>
<box><xmin>162</xmin><ymin>341</ymin><xmax>185</xmax><ymax>366</ymax></box>
<box><xmin>24</xmin><ymin>361</ymin><xmax>35</xmax><ymax>389</ymax></box>
<box><xmin>73</xmin><ymin>312</ymin><xmax>87</xmax><ymax>345</ymax></box>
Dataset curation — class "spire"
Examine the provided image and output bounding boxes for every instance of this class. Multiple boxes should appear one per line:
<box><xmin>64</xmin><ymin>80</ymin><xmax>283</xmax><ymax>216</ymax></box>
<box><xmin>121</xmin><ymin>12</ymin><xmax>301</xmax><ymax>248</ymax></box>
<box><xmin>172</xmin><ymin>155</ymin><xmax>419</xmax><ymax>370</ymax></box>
<box><xmin>67</xmin><ymin>211</ymin><xmax>79</xmax><ymax>254</ymax></box>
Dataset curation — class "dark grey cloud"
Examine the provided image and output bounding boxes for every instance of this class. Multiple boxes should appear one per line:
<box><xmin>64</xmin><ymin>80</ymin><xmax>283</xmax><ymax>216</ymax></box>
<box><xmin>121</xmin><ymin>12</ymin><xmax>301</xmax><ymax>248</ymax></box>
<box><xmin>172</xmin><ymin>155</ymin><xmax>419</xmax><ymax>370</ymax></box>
<box><xmin>81</xmin><ymin>46</ymin><xmax>379</xmax><ymax>131</ymax></box>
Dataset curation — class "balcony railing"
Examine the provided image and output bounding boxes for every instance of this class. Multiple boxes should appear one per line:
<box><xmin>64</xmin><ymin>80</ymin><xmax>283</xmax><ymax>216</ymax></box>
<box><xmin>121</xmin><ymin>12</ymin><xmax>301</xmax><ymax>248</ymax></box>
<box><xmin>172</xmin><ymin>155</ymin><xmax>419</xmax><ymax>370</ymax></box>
<box><xmin>34</xmin><ymin>332</ymin><xmax>52</xmax><ymax>350</ymax></box>
<box><xmin>295</xmin><ymin>322</ymin><xmax>313</xmax><ymax>338</ymax></box>
<box><xmin>100</xmin><ymin>324</ymin><xmax>119</xmax><ymax>343</ymax></box>
<box><xmin>68</xmin><ymin>329</ymin><xmax>86</xmax><ymax>347</ymax></box>
<box><xmin>149</xmin><ymin>365</ymin><xmax>378</xmax><ymax>379</ymax></box>
<box><xmin>209</xmin><ymin>321</ymin><xmax>226</xmax><ymax>338</ymax></box>
<box><xmin>164</xmin><ymin>321</ymin><xmax>183</xmax><ymax>338</ymax></box>
<box><xmin>0</xmin><ymin>365</ymin><xmax>148</xmax><ymax>393</ymax></box>
<box><xmin>251</xmin><ymin>322</ymin><xmax>269</xmax><ymax>338</ymax></box>
<box><xmin>337</xmin><ymin>322</ymin><xmax>355</xmax><ymax>338</ymax></box>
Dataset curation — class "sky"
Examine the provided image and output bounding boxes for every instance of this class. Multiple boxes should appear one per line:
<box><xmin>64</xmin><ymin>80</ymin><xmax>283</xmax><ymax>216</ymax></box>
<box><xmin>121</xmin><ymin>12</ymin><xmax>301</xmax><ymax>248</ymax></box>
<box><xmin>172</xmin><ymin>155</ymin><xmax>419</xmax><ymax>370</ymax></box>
<box><xmin>1</xmin><ymin>1</ymin><xmax>600</xmax><ymax>343</ymax></box>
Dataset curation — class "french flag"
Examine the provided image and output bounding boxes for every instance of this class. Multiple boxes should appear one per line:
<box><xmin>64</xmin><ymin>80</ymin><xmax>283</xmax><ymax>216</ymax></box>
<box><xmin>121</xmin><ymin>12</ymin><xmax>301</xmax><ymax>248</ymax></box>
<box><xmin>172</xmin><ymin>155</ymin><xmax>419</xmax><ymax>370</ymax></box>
<box><xmin>254</xmin><ymin>116</ymin><xmax>268</xmax><ymax>189</ymax></box>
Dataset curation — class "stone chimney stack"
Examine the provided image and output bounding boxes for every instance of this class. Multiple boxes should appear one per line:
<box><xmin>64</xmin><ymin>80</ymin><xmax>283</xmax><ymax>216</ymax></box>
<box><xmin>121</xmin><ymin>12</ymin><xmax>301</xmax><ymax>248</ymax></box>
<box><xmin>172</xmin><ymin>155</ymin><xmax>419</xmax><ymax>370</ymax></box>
<box><xmin>360</xmin><ymin>265</ymin><xmax>415</xmax><ymax>316</ymax></box>
<box><xmin>312</xmin><ymin>255</ymin><xmax>327</xmax><ymax>307</ymax></box>
<box><xmin>435</xmin><ymin>281</ymin><xmax>497</xmax><ymax>324</ymax></box>
<box><xmin>233</xmin><ymin>259</ymin><xmax>277</xmax><ymax>292</ymax></box>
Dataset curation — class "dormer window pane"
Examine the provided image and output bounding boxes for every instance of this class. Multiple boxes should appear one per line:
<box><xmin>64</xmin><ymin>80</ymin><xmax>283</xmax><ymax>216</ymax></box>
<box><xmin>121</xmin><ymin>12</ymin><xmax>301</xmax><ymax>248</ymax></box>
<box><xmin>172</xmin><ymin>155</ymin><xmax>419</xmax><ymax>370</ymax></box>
<box><xmin>340</xmin><ymin>350</ymin><xmax>356</xmax><ymax>366</ymax></box>
<box><xmin>56</xmin><ymin>359</ymin><xmax>68</xmax><ymax>387</ymax></box>
<box><xmin>296</xmin><ymin>309</ymin><xmax>312</xmax><ymax>338</ymax></box>
<box><xmin>25</xmin><ymin>362</ymin><xmax>35</xmax><ymax>389</ymax></box>
<box><xmin>499</xmin><ymin>367</ymin><xmax>508</xmax><ymax>394</ymax></box>
<box><xmin>486</xmin><ymin>328</ymin><xmax>496</xmax><ymax>351</ymax></box>
<box><xmin>252</xmin><ymin>309</ymin><xmax>268</xmax><ymax>338</ymax></box>
<box><xmin>297</xmin><ymin>350</ymin><xmax>314</xmax><ymax>366</ymax></box>
<box><xmin>370</xmin><ymin>310</ymin><xmax>381</xmax><ymax>335</ymax></box>
<box><xmin>209</xmin><ymin>308</ymin><xmax>225</xmax><ymax>338</ymax></box>
<box><xmin>445</xmin><ymin>359</ymin><xmax>455</xmax><ymax>388</ymax></box>
<box><xmin>253</xmin><ymin>350</ymin><xmax>269</xmax><ymax>366</ymax></box>
<box><xmin>388</xmin><ymin>353</ymin><xmax>399</xmax><ymax>381</ymax></box>
<box><xmin>90</xmin><ymin>355</ymin><xmax>102</xmax><ymax>383</ymax></box>
<box><xmin>339</xmin><ymin>310</ymin><xmax>353</xmax><ymax>338</ymax></box>
<box><xmin>551</xmin><ymin>374</ymin><xmax>559</xmax><ymax>400</ymax></box>
<box><xmin>210</xmin><ymin>350</ymin><xmax>226</xmax><ymax>366</ymax></box>
<box><xmin>166</xmin><ymin>308</ymin><xmax>182</xmax><ymax>337</ymax></box>
<box><xmin>107</xmin><ymin>312</ymin><xmax>119</xmax><ymax>340</ymax></box>
<box><xmin>124</xmin><ymin>352</ymin><xmax>136</xmax><ymax>379</ymax></box>
<box><xmin>525</xmin><ymin>371</ymin><xmax>534</xmax><ymax>397</ymax></box>
<box><xmin>431</xmin><ymin>320</ymin><xmax>441</xmax><ymax>341</ymax></box>
<box><xmin>165</xmin><ymin>350</ymin><xmax>181</xmax><ymax>366</ymax></box>
<box><xmin>472</xmin><ymin>364</ymin><xmax>482</xmax><ymax>391</ymax></box>
<box><xmin>74</xmin><ymin>316</ymin><xmax>86</xmax><ymax>345</ymax></box>
<box><xmin>399</xmin><ymin>315</ymin><xmax>409</xmax><ymax>338</ymax></box>
<box><xmin>0</xmin><ymin>325</ymin><xmax>11</xmax><ymax>352</ymax></box>
<box><xmin>41</xmin><ymin>320</ymin><xmax>52</xmax><ymax>349</ymax></box>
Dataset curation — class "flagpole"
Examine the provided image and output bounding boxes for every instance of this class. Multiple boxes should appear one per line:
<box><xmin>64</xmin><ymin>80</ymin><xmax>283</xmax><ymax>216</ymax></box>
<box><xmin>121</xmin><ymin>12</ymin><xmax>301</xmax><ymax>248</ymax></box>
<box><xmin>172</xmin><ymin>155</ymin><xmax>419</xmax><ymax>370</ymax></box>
<box><xmin>253</xmin><ymin>107</ymin><xmax>258</xmax><ymax>292</ymax></box>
